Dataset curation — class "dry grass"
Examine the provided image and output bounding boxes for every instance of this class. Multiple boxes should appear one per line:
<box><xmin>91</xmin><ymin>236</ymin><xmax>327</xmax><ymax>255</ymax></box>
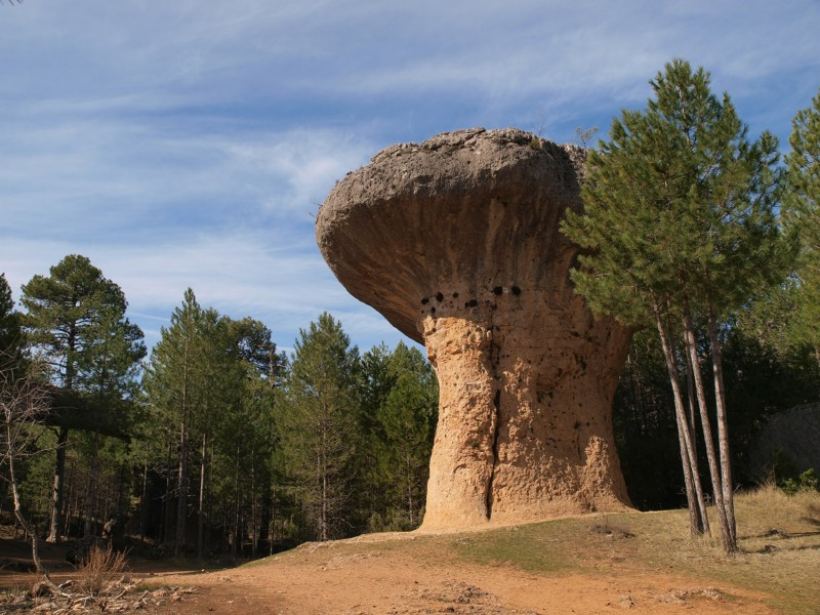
<box><xmin>75</xmin><ymin>545</ymin><xmax>128</xmax><ymax>595</ymax></box>
<box><xmin>447</xmin><ymin>486</ymin><xmax>820</xmax><ymax>614</ymax></box>
<box><xmin>737</xmin><ymin>483</ymin><xmax>820</xmax><ymax>534</ymax></box>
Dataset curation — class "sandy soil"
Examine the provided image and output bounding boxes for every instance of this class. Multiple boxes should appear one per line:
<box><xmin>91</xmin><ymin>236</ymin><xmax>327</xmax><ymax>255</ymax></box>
<box><xmin>150</xmin><ymin>536</ymin><xmax>776</xmax><ymax>615</ymax></box>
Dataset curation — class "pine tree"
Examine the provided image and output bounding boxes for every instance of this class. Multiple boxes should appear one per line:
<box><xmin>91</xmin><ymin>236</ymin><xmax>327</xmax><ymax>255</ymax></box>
<box><xmin>279</xmin><ymin>313</ymin><xmax>359</xmax><ymax>541</ymax></box>
<box><xmin>375</xmin><ymin>343</ymin><xmax>437</xmax><ymax>528</ymax></box>
<box><xmin>143</xmin><ymin>289</ymin><xmax>205</xmax><ymax>555</ymax></box>
<box><xmin>561</xmin><ymin>60</ymin><xmax>784</xmax><ymax>554</ymax></box>
<box><xmin>20</xmin><ymin>255</ymin><xmax>143</xmax><ymax>543</ymax></box>
<box><xmin>210</xmin><ymin>315</ymin><xmax>278</xmax><ymax>557</ymax></box>
<box><xmin>356</xmin><ymin>343</ymin><xmax>393</xmax><ymax>528</ymax></box>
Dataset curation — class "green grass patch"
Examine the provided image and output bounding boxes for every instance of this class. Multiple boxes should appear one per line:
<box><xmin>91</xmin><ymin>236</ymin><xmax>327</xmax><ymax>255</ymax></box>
<box><xmin>451</xmin><ymin>524</ymin><xmax>571</xmax><ymax>573</ymax></box>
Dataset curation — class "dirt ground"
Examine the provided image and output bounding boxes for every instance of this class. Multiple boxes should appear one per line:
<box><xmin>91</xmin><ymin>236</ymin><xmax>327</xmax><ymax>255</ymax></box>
<box><xmin>148</xmin><ymin>534</ymin><xmax>776</xmax><ymax>615</ymax></box>
<box><xmin>6</xmin><ymin>487</ymin><xmax>818</xmax><ymax>614</ymax></box>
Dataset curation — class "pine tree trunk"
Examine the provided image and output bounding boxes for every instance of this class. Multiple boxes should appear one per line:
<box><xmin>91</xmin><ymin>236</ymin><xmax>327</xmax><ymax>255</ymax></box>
<box><xmin>707</xmin><ymin>312</ymin><xmax>736</xmax><ymax>543</ymax></box>
<box><xmin>63</xmin><ymin>466</ymin><xmax>75</xmax><ymax>540</ymax></box>
<box><xmin>682</xmin><ymin>310</ymin><xmax>735</xmax><ymax>554</ymax></box>
<box><xmin>232</xmin><ymin>446</ymin><xmax>241</xmax><ymax>557</ymax></box>
<box><xmin>140</xmin><ymin>462</ymin><xmax>149</xmax><ymax>540</ymax></box>
<box><xmin>320</xmin><ymin>405</ymin><xmax>329</xmax><ymax>542</ymax></box>
<box><xmin>175</xmin><ymin>417</ymin><xmax>188</xmax><ymax>556</ymax></box>
<box><xmin>197</xmin><ymin>432</ymin><xmax>207</xmax><ymax>560</ymax></box>
<box><xmin>318</xmin><ymin>443</ymin><xmax>328</xmax><ymax>542</ymax></box>
<box><xmin>251</xmin><ymin>447</ymin><xmax>258</xmax><ymax>558</ymax></box>
<box><xmin>675</xmin><ymin>408</ymin><xmax>702</xmax><ymax>536</ymax></box>
<box><xmin>84</xmin><ymin>438</ymin><xmax>100</xmax><ymax>537</ymax></box>
<box><xmin>269</xmin><ymin>485</ymin><xmax>277</xmax><ymax>555</ymax></box>
<box><xmin>175</xmin><ymin>355</ymin><xmax>190</xmax><ymax>557</ymax></box>
<box><xmin>46</xmin><ymin>426</ymin><xmax>69</xmax><ymax>543</ymax></box>
<box><xmin>653</xmin><ymin>302</ymin><xmax>709</xmax><ymax>539</ymax></box>
<box><xmin>162</xmin><ymin>435</ymin><xmax>173</xmax><ymax>544</ymax></box>
<box><xmin>683</xmin><ymin>349</ymin><xmax>710</xmax><ymax>535</ymax></box>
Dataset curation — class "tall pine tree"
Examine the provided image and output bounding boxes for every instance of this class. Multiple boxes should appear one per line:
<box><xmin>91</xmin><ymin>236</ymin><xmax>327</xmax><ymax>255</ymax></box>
<box><xmin>20</xmin><ymin>255</ymin><xmax>143</xmax><ymax>543</ymax></box>
<box><xmin>143</xmin><ymin>288</ymin><xmax>204</xmax><ymax>556</ymax></box>
<box><xmin>279</xmin><ymin>313</ymin><xmax>359</xmax><ymax>541</ymax></box>
<box><xmin>561</xmin><ymin>60</ymin><xmax>784</xmax><ymax>554</ymax></box>
<box><xmin>375</xmin><ymin>343</ymin><xmax>437</xmax><ymax>528</ymax></box>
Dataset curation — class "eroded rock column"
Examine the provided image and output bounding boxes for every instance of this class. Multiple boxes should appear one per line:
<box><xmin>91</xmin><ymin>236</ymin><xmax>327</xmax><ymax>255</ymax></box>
<box><xmin>419</xmin><ymin>285</ymin><xmax>631</xmax><ymax>530</ymax></box>
<box><xmin>421</xmin><ymin>316</ymin><xmax>497</xmax><ymax>528</ymax></box>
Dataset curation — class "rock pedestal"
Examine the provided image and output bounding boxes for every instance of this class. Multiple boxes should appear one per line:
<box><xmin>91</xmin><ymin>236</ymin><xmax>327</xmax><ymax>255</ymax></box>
<box><xmin>419</xmin><ymin>287</ymin><xmax>630</xmax><ymax>529</ymax></box>
<box><xmin>316</xmin><ymin>128</ymin><xmax>632</xmax><ymax>529</ymax></box>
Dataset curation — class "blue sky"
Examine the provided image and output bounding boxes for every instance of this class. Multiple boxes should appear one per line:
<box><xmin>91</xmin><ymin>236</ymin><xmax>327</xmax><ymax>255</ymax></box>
<box><xmin>1</xmin><ymin>1</ymin><xmax>818</xmax><ymax>355</ymax></box>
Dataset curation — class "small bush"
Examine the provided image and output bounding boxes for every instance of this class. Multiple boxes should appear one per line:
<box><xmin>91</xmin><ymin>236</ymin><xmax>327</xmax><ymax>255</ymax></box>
<box><xmin>76</xmin><ymin>545</ymin><xmax>128</xmax><ymax>595</ymax></box>
<box><xmin>780</xmin><ymin>468</ymin><xmax>819</xmax><ymax>495</ymax></box>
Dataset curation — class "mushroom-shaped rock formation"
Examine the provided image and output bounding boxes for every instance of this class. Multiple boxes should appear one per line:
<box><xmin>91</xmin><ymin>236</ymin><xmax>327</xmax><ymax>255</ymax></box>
<box><xmin>317</xmin><ymin>128</ymin><xmax>632</xmax><ymax>529</ymax></box>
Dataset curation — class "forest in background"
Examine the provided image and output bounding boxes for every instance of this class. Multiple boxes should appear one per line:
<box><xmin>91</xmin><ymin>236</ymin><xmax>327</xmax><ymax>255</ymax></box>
<box><xmin>0</xmin><ymin>63</ymin><xmax>818</xmax><ymax>562</ymax></box>
<box><xmin>1</xmin><ymin>253</ymin><xmax>815</xmax><ymax>560</ymax></box>
<box><xmin>1</xmin><ymin>266</ymin><xmax>439</xmax><ymax>559</ymax></box>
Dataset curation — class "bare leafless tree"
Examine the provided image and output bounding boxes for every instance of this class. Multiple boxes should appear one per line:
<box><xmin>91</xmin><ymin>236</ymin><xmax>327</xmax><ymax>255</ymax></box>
<box><xmin>0</xmin><ymin>353</ymin><xmax>50</xmax><ymax>575</ymax></box>
<box><xmin>575</xmin><ymin>126</ymin><xmax>599</xmax><ymax>148</ymax></box>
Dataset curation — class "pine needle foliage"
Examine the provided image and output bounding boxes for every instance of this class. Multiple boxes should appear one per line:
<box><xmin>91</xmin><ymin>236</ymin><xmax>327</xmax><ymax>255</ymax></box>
<box><xmin>783</xmin><ymin>88</ymin><xmax>820</xmax><ymax>361</ymax></box>
<box><xmin>561</xmin><ymin>59</ymin><xmax>785</xmax><ymax>326</ymax></box>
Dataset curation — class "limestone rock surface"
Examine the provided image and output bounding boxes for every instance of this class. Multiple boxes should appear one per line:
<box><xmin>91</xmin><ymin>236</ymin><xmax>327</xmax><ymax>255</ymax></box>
<box><xmin>317</xmin><ymin>128</ymin><xmax>632</xmax><ymax>529</ymax></box>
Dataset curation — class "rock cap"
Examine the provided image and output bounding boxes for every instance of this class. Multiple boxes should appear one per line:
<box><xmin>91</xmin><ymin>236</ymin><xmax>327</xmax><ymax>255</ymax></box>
<box><xmin>316</xmin><ymin>128</ymin><xmax>586</xmax><ymax>342</ymax></box>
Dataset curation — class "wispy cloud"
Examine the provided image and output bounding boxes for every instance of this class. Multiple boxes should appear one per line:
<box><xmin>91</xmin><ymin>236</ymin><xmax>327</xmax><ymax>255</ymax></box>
<box><xmin>0</xmin><ymin>232</ymin><xmax>398</xmax><ymax>352</ymax></box>
<box><xmin>0</xmin><ymin>120</ymin><xmax>374</xmax><ymax>241</ymax></box>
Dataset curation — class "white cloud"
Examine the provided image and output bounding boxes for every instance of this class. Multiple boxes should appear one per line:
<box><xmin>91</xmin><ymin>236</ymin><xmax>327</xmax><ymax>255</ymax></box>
<box><xmin>225</xmin><ymin>130</ymin><xmax>373</xmax><ymax>213</ymax></box>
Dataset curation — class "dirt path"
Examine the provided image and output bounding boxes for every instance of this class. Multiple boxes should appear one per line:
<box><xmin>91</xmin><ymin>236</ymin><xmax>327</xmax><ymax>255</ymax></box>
<box><xmin>152</xmin><ymin>538</ymin><xmax>776</xmax><ymax>615</ymax></box>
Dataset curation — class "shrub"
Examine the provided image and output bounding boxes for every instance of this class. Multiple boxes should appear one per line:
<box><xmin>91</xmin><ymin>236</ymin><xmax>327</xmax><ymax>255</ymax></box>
<box><xmin>76</xmin><ymin>545</ymin><xmax>128</xmax><ymax>595</ymax></box>
<box><xmin>780</xmin><ymin>468</ymin><xmax>819</xmax><ymax>495</ymax></box>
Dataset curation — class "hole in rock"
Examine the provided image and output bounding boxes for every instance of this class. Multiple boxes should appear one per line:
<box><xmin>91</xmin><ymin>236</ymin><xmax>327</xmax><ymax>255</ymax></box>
<box><xmin>465</xmin><ymin>299</ymin><xmax>478</xmax><ymax>308</ymax></box>
<box><xmin>421</xmin><ymin>297</ymin><xmax>429</xmax><ymax>305</ymax></box>
<box><xmin>512</xmin><ymin>286</ymin><xmax>521</xmax><ymax>295</ymax></box>
<box><xmin>435</xmin><ymin>292</ymin><xmax>444</xmax><ymax>302</ymax></box>
<box><xmin>493</xmin><ymin>286</ymin><xmax>503</xmax><ymax>295</ymax></box>
<box><xmin>452</xmin><ymin>292</ymin><xmax>459</xmax><ymax>298</ymax></box>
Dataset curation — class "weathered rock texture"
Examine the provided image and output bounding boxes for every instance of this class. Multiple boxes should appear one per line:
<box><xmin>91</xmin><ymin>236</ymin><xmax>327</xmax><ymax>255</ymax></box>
<box><xmin>317</xmin><ymin>128</ymin><xmax>632</xmax><ymax>529</ymax></box>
